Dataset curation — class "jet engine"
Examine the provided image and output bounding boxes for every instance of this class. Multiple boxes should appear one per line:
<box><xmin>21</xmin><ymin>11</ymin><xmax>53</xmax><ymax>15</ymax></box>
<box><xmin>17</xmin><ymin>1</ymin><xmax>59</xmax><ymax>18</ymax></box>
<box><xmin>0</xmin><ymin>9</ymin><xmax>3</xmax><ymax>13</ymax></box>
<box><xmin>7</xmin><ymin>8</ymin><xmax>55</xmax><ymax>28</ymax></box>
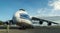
<box><xmin>48</xmin><ymin>22</ymin><xmax>52</xmax><ymax>26</ymax></box>
<box><xmin>39</xmin><ymin>21</ymin><xmax>43</xmax><ymax>24</ymax></box>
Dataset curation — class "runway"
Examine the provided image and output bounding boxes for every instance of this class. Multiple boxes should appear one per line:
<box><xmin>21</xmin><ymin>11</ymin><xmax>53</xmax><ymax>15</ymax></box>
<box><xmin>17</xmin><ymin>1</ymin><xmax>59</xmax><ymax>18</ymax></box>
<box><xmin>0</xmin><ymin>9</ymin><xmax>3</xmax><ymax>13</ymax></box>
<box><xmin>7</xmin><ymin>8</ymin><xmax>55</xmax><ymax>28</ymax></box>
<box><xmin>0</xmin><ymin>26</ymin><xmax>60</xmax><ymax>33</ymax></box>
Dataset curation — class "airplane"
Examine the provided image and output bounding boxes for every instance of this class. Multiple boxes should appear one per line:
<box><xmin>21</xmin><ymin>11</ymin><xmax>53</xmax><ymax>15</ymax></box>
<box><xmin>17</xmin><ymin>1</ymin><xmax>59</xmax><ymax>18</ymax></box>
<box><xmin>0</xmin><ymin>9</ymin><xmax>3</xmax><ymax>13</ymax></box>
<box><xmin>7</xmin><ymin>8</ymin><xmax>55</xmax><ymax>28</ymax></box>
<box><xmin>4</xmin><ymin>9</ymin><xmax>59</xmax><ymax>29</ymax></box>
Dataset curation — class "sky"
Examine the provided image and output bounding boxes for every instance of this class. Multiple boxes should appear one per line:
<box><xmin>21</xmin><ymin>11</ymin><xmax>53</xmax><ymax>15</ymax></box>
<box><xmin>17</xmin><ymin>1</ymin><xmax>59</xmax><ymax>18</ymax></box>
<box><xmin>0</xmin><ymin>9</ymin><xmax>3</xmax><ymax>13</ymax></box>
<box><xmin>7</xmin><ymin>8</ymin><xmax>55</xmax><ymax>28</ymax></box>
<box><xmin>0</xmin><ymin>0</ymin><xmax>60</xmax><ymax>21</ymax></box>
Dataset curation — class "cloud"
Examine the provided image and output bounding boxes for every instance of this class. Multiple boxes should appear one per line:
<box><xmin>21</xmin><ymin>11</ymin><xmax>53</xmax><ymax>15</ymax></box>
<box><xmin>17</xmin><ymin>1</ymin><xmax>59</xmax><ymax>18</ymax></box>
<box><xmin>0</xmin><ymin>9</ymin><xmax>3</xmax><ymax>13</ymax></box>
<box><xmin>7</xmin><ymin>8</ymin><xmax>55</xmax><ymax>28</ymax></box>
<box><xmin>37</xmin><ymin>0</ymin><xmax>60</xmax><ymax>16</ymax></box>
<box><xmin>49</xmin><ymin>0</ymin><xmax>60</xmax><ymax>10</ymax></box>
<box><xmin>48</xmin><ymin>0</ymin><xmax>60</xmax><ymax>16</ymax></box>
<box><xmin>37</xmin><ymin>8</ymin><xmax>51</xmax><ymax>16</ymax></box>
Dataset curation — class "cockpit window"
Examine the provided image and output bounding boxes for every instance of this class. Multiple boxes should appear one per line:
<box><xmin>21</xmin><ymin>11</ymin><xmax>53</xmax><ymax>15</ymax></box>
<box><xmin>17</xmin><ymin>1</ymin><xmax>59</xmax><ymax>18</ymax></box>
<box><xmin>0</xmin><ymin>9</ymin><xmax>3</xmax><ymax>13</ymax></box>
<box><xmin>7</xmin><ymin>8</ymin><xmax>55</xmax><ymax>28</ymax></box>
<box><xmin>20</xmin><ymin>13</ymin><xmax>30</xmax><ymax>19</ymax></box>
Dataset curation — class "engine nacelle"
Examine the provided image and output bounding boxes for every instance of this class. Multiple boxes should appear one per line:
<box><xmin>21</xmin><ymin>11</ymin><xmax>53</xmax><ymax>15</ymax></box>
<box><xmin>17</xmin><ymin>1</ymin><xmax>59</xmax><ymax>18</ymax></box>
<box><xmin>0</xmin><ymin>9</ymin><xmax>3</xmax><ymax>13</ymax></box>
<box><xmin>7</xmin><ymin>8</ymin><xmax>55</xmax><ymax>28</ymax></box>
<box><xmin>39</xmin><ymin>21</ymin><xmax>43</xmax><ymax>24</ymax></box>
<box><xmin>48</xmin><ymin>22</ymin><xmax>52</xmax><ymax>26</ymax></box>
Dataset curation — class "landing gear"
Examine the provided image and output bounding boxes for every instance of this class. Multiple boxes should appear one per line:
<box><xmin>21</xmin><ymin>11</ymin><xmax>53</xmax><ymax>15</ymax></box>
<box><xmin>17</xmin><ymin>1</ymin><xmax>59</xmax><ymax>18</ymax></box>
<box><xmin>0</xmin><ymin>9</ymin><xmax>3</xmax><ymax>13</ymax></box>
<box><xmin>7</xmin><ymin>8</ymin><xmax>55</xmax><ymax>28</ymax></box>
<box><xmin>19</xmin><ymin>25</ymin><xmax>26</xmax><ymax>30</ymax></box>
<box><xmin>19</xmin><ymin>25</ymin><xmax>34</xmax><ymax>29</ymax></box>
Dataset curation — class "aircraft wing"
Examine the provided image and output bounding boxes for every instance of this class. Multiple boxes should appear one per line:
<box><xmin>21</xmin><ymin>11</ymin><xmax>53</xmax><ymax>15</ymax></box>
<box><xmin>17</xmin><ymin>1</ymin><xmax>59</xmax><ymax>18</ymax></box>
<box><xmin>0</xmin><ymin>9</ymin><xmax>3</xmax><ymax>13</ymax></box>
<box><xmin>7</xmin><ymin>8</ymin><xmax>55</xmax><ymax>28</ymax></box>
<box><xmin>31</xmin><ymin>17</ymin><xmax>58</xmax><ymax>26</ymax></box>
<box><xmin>4</xmin><ymin>20</ymin><xmax>14</xmax><ymax>25</ymax></box>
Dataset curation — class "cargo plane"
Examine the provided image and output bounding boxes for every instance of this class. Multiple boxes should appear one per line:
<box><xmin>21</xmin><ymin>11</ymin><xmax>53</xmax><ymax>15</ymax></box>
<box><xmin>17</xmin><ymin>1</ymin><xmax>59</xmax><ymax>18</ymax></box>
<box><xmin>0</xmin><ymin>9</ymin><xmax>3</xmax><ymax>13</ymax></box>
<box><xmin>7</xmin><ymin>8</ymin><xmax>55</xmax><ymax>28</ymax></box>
<box><xmin>5</xmin><ymin>9</ymin><xmax>58</xmax><ymax>29</ymax></box>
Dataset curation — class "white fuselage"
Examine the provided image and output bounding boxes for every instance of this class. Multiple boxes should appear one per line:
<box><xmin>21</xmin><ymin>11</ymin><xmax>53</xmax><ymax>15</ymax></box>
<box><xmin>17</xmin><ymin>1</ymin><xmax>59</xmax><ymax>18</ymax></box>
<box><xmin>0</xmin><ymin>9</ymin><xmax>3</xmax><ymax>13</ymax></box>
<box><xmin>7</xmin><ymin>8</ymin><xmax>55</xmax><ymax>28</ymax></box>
<box><xmin>12</xmin><ymin>10</ymin><xmax>32</xmax><ymax>27</ymax></box>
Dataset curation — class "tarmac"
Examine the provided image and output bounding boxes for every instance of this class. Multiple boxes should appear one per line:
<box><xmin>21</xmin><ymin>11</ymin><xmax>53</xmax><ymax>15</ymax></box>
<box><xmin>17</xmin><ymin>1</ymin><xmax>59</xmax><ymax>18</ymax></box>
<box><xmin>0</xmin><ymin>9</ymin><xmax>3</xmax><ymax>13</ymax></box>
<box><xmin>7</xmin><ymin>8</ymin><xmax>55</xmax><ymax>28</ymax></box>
<box><xmin>0</xmin><ymin>26</ymin><xmax>60</xmax><ymax>33</ymax></box>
